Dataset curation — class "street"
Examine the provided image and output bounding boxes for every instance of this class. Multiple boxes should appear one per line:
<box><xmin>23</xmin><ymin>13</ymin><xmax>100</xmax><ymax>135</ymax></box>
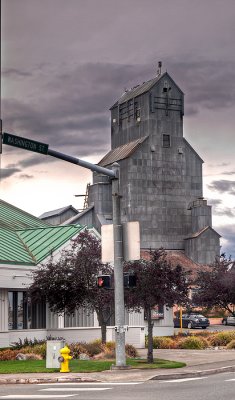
<box><xmin>175</xmin><ymin>323</ymin><xmax>235</xmax><ymax>334</ymax></box>
<box><xmin>1</xmin><ymin>373</ymin><xmax>235</xmax><ymax>399</ymax></box>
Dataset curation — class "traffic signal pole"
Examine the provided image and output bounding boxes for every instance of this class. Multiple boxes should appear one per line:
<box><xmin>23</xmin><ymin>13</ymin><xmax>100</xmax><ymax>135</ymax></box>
<box><xmin>47</xmin><ymin>148</ymin><xmax>116</xmax><ymax>179</ymax></box>
<box><xmin>1</xmin><ymin>132</ymin><xmax>127</xmax><ymax>368</ymax></box>
<box><xmin>111</xmin><ymin>163</ymin><xmax>126</xmax><ymax>367</ymax></box>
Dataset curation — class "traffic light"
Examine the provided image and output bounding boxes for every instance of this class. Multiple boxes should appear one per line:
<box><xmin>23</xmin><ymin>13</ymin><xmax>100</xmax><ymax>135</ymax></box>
<box><xmin>124</xmin><ymin>273</ymin><xmax>137</xmax><ymax>288</ymax></box>
<box><xmin>97</xmin><ymin>275</ymin><xmax>112</xmax><ymax>289</ymax></box>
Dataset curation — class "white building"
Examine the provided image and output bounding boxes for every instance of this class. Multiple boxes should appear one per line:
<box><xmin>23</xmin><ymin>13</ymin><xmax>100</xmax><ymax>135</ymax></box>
<box><xmin>0</xmin><ymin>199</ymin><xmax>175</xmax><ymax>349</ymax></box>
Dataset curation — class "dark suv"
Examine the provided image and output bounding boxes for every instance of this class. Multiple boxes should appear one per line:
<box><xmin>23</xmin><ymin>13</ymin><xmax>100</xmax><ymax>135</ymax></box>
<box><xmin>174</xmin><ymin>314</ymin><xmax>210</xmax><ymax>329</ymax></box>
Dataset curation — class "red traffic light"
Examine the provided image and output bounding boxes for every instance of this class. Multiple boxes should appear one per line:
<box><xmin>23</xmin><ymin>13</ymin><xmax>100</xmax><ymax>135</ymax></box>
<box><xmin>97</xmin><ymin>275</ymin><xmax>111</xmax><ymax>289</ymax></box>
<box><xmin>98</xmin><ymin>277</ymin><xmax>104</xmax><ymax>287</ymax></box>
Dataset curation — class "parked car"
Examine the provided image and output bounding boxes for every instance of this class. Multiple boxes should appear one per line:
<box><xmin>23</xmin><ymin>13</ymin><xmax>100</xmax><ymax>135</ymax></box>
<box><xmin>174</xmin><ymin>313</ymin><xmax>210</xmax><ymax>329</ymax></box>
<box><xmin>222</xmin><ymin>315</ymin><xmax>235</xmax><ymax>325</ymax></box>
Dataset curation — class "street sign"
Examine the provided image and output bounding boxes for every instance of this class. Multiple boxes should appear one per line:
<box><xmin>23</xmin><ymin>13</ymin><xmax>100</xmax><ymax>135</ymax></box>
<box><xmin>2</xmin><ymin>132</ymin><xmax>49</xmax><ymax>155</ymax></box>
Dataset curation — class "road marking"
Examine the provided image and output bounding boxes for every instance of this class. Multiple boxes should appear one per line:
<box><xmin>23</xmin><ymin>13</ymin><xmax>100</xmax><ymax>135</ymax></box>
<box><xmin>225</xmin><ymin>378</ymin><xmax>235</xmax><ymax>381</ymax></box>
<box><xmin>162</xmin><ymin>377</ymin><xmax>208</xmax><ymax>383</ymax></box>
<box><xmin>38</xmin><ymin>382</ymin><xmax>143</xmax><ymax>385</ymax></box>
<box><xmin>40</xmin><ymin>387</ymin><xmax>111</xmax><ymax>392</ymax></box>
<box><xmin>0</xmin><ymin>396</ymin><xmax>76</xmax><ymax>399</ymax></box>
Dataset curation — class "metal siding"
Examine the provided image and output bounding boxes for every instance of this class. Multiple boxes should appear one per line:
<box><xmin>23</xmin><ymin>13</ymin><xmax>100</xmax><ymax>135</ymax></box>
<box><xmin>98</xmin><ymin>136</ymin><xmax>148</xmax><ymax>167</ymax></box>
<box><xmin>0</xmin><ymin>199</ymin><xmax>48</xmax><ymax>230</ymax></box>
<box><xmin>0</xmin><ymin>228</ymin><xmax>35</xmax><ymax>264</ymax></box>
<box><xmin>18</xmin><ymin>225</ymin><xmax>83</xmax><ymax>263</ymax></box>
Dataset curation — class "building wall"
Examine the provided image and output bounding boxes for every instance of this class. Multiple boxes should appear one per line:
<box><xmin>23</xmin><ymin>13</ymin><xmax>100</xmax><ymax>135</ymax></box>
<box><xmin>73</xmin><ymin>211</ymin><xmax>94</xmax><ymax>228</ymax></box>
<box><xmin>0</xmin><ymin>264</ymin><xmax>34</xmax><ymax>289</ymax></box>
<box><xmin>118</xmin><ymin>138</ymin><xmax>202</xmax><ymax>249</ymax></box>
<box><xmin>42</xmin><ymin>209</ymin><xmax>78</xmax><ymax>225</ymax></box>
<box><xmin>190</xmin><ymin>199</ymin><xmax>212</xmax><ymax>232</ymax></box>
<box><xmin>185</xmin><ymin>229</ymin><xmax>220</xmax><ymax>264</ymax></box>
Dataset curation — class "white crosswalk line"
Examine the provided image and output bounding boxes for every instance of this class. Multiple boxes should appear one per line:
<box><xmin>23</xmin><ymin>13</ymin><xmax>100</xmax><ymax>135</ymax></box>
<box><xmin>0</xmin><ymin>396</ymin><xmax>76</xmax><ymax>399</ymax></box>
<box><xmin>225</xmin><ymin>378</ymin><xmax>235</xmax><ymax>381</ymax></box>
<box><xmin>38</xmin><ymin>382</ymin><xmax>143</xmax><ymax>385</ymax></box>
<box><xmin>162</xmin><ymin>377</ymin><xmax>208</xmax><ymax>383</ymax></box>
<box><xmin>41</xmin><ymin>387</ymin><xmax>111</xmax><ymax>391</ymax></box>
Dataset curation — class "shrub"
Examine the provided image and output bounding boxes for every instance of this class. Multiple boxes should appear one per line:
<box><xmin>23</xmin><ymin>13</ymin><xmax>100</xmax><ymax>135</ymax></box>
<box><xmin>0</xmin><ymin>347</ymin><xmax>11</xmax><ymax>352</ymax></box>
<box><xmin>178</xmin><ymin>336</ymin><xmax>208</xmax><ymax>350</ymax></box>
<box><xmin>150</xmin><ymin>336</ymin><xmax>175</xmax><ymax>349</ymax></box>
<box><xmin>226</xmin><ymin>340</ymin><xmax>235</xmax><ymax>349</ymax></box>
<box><xmin>69</xmin><ymin>343</ymin><xmax>87</xmax><ymax>359</ymax></box>
<box><xmin>93</xmin><ymin>342</ymin><xmax>138</xmax><ymax>359</ymax></box>
<box><xmin>20</xmin><ymin>343</ymin><xmax>47</xmax><ymax>359</ymax></box>
<box><xmin>82</xmin><ymin>340</ymin><xmax>103</xmax><ymax>357</ymax></box>
<box><xmin>160</xmin><ymin>337</ymin><xmax>175</xmax><ymax>349</ymax></box>
<box><xmin>125</xmin><ymin>344</ymin><xmax>139</xmax><ymax>358</ymax></box>
<box><xmin>0</xmin><ymin>349</ymin><xmax>19</xmax><ymax>361</ymax></box>
<box><xmin>209</xmin><ymin>331</ymin><xmax>235</xmax><ymax>347</ymax></box>
<box><xmin>11</xmin><ymin>337</ymin><xmax>46</xmax><ymax>350</ymax></box>
<box><xmin>104</xmin><ymin>341</ymin><xmax>116</xmax><ymax>352</ymax></box>
<box><xmin>103</xmin><ymin>349</ymin><xmax>115</xmax><ymax>359</ymax></box>
<box><xmin>93</xmin><ymin>349</ymin><xmax>115</xmax><ymax>360</ymax></box>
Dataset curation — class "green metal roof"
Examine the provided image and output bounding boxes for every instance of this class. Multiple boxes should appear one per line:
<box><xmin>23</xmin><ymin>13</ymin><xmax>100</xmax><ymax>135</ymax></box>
<box><xmin>0</xmin><ymin>227</ymin><xmax>35</xmax><ymax>264</ymax></box>
<box><xmin>0</xmin><ymin>199</ymin><xmax>49</xmax><ymax>230</ymax></box>
<box><xmin>0</xmin><ymin>199</ymin><xmax>86</xmax><ymax>265</ymax></box>
<box><xmin>17</xmin><ymin>225</ymin><xmax>84</xmax><ymax>264</ymax></box>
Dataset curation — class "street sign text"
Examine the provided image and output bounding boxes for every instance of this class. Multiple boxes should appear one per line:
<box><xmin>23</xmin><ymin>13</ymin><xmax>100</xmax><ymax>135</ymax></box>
<box><xmin>2</xmin><ymin>132</ymin><xmax>49</xmax><ymax>155</ymax></box>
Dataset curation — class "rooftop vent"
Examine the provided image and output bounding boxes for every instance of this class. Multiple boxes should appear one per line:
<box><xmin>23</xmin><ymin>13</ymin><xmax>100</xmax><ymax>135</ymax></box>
<box><xmin>157</xmin><ymin>61</ymin><xmax>162</xmax><ymax>75</ymax></box>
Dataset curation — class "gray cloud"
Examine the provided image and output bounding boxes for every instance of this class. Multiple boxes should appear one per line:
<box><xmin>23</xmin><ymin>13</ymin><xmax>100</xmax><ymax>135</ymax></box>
<box><xmin>162</xmin><ymin>58</ymin><xmax>235</xmax><ymax>116</ymax></box>
<box><xmin>2</xmin><ymin>68</ymin><xmax>32</xmax><ymax>78</ymax></box>
<box><xmin>0</xmin><ymin>168</ymin><xmax>21</xmax><ymax>179</ymax></box>
<box><xmin>2</xmin><ymin>58</ymin><xmax>235</xmax><ymax>179</ymax></box>
<box><xmin>18</xmin><ymin>155</ymin><xmax>54</xmax><ymax>169</ymax></box>
<box><xmin>208</xmin><ymin>180</ymin><xmax>235</xmax><ymax>195</ymax></box>
<box><xmin>222</xmin><ymin>171</ymin><xmax>235</xmax><ymax>176</ymax></box>
<box><xmin>214</xmin><ymin>208</ymin><xmax>235</xmax><ymax>218</ymax></box>
<box><xmin>218</xmin><ymin>225</ymin><xmax>235</xmax><ymax>259</ymax></box>
<box><xmin>4</xmin><ymin>156</ymin><xmax>54</xmax><ymax>170</ymax></box>
<box><xmin>208</xmin><ymin>199</ymin><xmax>222</xmax><ymax>206</ymax></box>
<box><xmin>208</xmin><ymin>198</ymin><xmax>235</xmax><ymax>217</ymax></box>
<box><xmin>208</xmin><ymin>163</ymin><xmax>230</xmax><ymax>168</ymax></box>
<box><xmin>18</xmin><ymin>174</ymin><xmax>34</xmax><ymax>180</ymax></box>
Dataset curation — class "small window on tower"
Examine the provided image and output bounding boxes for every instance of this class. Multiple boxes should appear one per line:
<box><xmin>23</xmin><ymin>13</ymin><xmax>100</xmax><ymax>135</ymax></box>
<box><xmin>162</xmin><ymin>134</ymin><xmax>171</xmax><ymax>148</ymax></box>
<box><xmin>135</xmin><ymin>108</ymin><xmax>141</xmax><ymax>122</ymax></box>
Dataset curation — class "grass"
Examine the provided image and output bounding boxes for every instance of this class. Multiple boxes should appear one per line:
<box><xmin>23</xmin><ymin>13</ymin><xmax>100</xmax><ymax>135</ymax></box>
<box><xmin>0</xmin><ymin>358</ymin><xmax>186</xmax><ymax>374</ymax></box>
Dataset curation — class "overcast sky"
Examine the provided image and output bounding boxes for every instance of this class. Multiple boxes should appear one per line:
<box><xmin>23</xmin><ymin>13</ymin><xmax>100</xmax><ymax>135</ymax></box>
<box><xmin>1</xmin><ymin>0</ymin><xmax>235</xmax><ymax>257</ymax></box>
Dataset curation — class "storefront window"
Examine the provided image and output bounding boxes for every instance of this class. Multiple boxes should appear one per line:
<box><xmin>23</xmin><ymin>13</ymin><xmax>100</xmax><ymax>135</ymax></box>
<box><xmin>8</xmin><ymin>291</ymin><xmax>46</xmax><ymax>330</ymax></box>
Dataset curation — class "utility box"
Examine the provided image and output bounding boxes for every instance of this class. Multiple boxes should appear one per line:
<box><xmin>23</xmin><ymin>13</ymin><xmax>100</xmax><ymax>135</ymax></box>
<box><xmin>46</xmin><ymin>340</ymin><xmax>65</xmax><ymax>369</ymax></box>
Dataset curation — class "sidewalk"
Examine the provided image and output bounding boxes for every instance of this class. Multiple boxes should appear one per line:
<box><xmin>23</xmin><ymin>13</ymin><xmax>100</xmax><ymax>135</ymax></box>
<box><xmin>1</xmin><ymin>349</ymin><xmax>235</xmax><ymax>384</ymax></box>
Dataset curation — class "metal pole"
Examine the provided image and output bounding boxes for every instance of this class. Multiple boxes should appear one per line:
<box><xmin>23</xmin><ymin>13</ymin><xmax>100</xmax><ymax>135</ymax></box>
<box><xmin>111</xmin><ymin>162</ymin><xmax>126</xmax><ymax>367</ymax></box>
<box><xmin>48</xmin><ymin>148</ymin><xmax>116</xmax><ymax>178</ymax></box>
<box><xmin>180</xmin><ymin>306</ymin><xmax>183</xmax><ymax>332</ymax></box>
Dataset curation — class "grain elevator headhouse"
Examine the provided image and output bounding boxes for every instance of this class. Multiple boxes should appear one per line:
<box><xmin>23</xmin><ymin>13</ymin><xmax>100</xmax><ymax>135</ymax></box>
<box><xmin>78</xmin><ymin>63</ymin><xmax>220</xmax><ymax>265</ymax></box>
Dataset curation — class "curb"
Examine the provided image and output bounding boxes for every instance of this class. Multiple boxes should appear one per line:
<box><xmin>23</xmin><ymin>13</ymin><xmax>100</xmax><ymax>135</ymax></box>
<box><xmin>0</xmin><ymin>377</ymin><xmax>100</xmax><ymax>385</ymax></box>
<box><xmin>1</xmin><ymin>364</ymin><xmax>235</xmax><ymax>384</ymax></box>
<box><xmin>150</xmin><ymin>365</ymin><xmax>235</xmax><ymax>380</ymax></box>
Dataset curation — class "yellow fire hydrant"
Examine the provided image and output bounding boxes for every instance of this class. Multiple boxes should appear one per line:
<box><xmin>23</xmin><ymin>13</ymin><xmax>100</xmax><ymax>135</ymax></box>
<box><xmin>58</xmin><ymin>345</ymin><xmax>72</xmax><ymax>373</ymax></box>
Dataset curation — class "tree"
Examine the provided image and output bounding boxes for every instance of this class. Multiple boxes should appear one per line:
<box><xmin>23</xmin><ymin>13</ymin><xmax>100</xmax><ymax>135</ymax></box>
<box><xmin>124</xmin><ymin>249</ymin><xmax>190</xmax><ymax>363</ymax></box>
<box><xmin>29</xmin><ymin>230</ymin><xmax>114</xmax><ymax>343</ymax></box>
<box><xmin>193</xmin><ymin>254</ymin><xmax>235</xmax><ymax>314</ymax></box>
